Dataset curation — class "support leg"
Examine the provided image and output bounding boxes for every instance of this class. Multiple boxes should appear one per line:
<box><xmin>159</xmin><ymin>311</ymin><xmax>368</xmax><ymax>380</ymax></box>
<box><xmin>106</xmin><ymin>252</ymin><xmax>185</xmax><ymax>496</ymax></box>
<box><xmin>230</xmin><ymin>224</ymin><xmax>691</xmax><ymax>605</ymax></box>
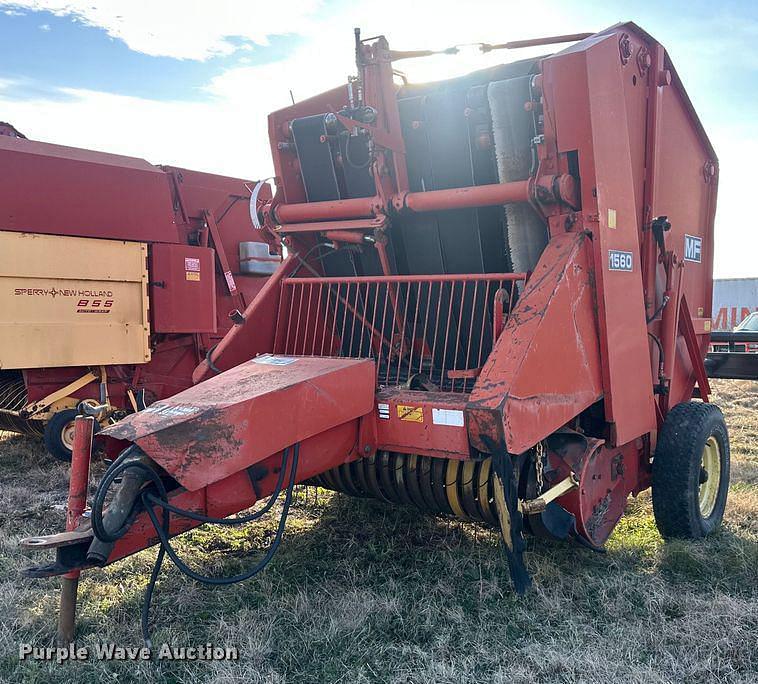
<box><xmin>56</xmin><ymin>415</ymin><xmax>93</xmax><ymax>645</ymax></box>
<box><xmin>57</xmin><ymin>576</ymin><xmax>79</xmax><ymax>646</ymax></box>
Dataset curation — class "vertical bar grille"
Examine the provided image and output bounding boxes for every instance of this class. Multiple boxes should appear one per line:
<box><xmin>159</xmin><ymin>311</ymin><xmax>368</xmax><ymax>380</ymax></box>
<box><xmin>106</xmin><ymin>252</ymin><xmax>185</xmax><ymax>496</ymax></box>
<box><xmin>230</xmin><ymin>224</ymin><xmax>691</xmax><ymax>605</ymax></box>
<box><xmin>275</xmin><ymin>273</ymin><xmax>526</xmax><ymax>392</ymax></box>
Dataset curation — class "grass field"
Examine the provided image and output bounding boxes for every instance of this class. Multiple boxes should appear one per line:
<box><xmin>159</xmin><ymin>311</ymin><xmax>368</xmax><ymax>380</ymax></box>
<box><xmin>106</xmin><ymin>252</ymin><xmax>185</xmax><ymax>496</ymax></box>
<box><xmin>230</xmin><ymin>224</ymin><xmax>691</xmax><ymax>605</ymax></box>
<box><xmin>1</xmin><ymin>380</ymin><xmax>756</xmax><ymax>683</ymax></box>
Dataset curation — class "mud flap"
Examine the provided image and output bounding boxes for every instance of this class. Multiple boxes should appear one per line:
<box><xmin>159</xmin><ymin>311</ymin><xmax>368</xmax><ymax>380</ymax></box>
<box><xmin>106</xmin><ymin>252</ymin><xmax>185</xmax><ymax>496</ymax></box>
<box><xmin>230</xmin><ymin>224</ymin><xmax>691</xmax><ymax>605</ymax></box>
<box><xmin>486</xmin><ymin>437</ymin><xmax>532</xmax><ymax>593</ymax></box>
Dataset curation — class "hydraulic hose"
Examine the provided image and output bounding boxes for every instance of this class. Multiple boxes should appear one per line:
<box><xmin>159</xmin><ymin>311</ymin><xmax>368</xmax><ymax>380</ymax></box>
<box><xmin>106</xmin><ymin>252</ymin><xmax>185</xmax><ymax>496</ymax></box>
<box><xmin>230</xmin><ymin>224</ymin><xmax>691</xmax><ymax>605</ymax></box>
<box><xmin>89</xmin><ymin>443</ymin><xmax>300</xmax><ymax>646</ymax></box>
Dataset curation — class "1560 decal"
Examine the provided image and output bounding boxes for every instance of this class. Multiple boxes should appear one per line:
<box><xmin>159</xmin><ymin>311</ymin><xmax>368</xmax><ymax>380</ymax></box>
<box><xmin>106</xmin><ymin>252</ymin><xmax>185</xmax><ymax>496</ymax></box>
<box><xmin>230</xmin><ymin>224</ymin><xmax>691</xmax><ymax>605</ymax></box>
<box><xmin>608</xmin><ymin>249</ymin><xmax>633</xmax><ymax>272</ymax></box>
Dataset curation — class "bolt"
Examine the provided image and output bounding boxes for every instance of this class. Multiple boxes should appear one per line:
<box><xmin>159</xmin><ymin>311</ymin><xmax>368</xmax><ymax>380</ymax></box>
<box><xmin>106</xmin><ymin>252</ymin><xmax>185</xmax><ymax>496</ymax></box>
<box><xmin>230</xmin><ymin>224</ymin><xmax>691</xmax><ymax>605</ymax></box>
<box><xmin>324</xmin><ymin>112</ymin><xmax>338</xmax><ymax>131</ymax></box>
<box><xmin>363</xmin><ymin>445</ymin><xmax>371</xmax><ymax>454</ymax></box>
<box><xmin>658</xmin><ymin>69</ymin><xmax>672</xmax><ymax>87</ymax></box>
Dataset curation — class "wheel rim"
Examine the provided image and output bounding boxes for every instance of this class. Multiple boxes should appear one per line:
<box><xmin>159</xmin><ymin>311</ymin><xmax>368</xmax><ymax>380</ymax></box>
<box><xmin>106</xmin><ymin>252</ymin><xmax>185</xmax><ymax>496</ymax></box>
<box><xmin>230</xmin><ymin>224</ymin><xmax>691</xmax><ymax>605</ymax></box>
<box><xmin>698</xmin><ymin>435</ymin><xmax>721</xmax><ymax>518</ymax></box>
<box><xmin>61</xmin><ymin>421</ymin><xmax>77</xmax><ymax>451</ymax></box>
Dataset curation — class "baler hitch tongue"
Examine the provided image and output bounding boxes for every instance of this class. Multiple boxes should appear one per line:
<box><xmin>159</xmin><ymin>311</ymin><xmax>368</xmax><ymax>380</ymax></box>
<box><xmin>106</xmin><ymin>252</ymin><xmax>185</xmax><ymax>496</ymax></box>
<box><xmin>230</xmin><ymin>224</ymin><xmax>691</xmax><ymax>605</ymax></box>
<box><xmin>87</xmin><ymin>446</ymin><xmax>157</xmax><ymax>566</ymax></box>
<box><xmin>81</xmin><ymin>440</ymin><xmax>303</xmax><ymax>645</ymax></box>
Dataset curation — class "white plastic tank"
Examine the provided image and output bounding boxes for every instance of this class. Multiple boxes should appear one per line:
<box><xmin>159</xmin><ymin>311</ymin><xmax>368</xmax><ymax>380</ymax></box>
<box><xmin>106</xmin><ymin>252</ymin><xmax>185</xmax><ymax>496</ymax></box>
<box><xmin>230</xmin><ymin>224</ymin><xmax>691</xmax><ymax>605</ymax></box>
<box><xmin>239</xmin><ymin>242</ymin><xmax>281</xmax><ymax>276</ymax></box>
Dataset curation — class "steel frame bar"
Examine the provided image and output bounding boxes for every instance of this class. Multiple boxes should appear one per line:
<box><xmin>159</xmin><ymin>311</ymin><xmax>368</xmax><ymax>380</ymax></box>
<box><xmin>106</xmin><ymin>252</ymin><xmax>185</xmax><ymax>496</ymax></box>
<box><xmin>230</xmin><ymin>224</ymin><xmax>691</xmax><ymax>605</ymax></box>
<box><xmin>283</xmin><ymin>273</ymin><xmax>526</xmax><ymax>285</ymax></box>
<box><xmin>273</xmin><ymin>180</ymin><xmax>531</xmax><ymax>227</ymax></box>
<box><xmin>57</xmin><ymin>416</ymin><xmax>94</xmax><ymax>644</ymax></box>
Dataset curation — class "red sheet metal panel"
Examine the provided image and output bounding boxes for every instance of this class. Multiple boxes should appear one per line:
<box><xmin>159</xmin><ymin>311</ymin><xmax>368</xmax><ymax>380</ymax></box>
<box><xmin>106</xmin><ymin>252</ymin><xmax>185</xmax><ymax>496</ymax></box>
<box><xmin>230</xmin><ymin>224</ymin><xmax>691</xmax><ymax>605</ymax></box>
<box><xmin>467</xmin><ymin>232</ymin><xmax>604</xmax><ymax>455</ymax></box>
<box><xmin>162</xmin><ymin>166</ymin><xmax>273</xmax><ymax>276</ymax></box>
<box><xmin>102</xmin><ymin>421</ymin><xmax>363</xmax><ymax>566</ymax></box>
<box><xmin>652</xmin><ymin>78</ymin><xmax>718</xmax><ymax>408</ymax></box>
<box><xmin>543</xmin><ymin>32</ymin><xmax>656</xmax><ymax>445</ymax></box>
<box><xmin>0</xmin><ymin>136</ymin><xmax>179</xmax><ymax>243</ymax></box>
<box><xmin>582</xmin><ymin>34</ymin><xmax>657</xmax><ymax>444</ymax></box>
<box><xmin>374</xmin><ymin>388</ymin><xmax>470</xmax><ymax>459</ymax></box>
<box><xmin>149</xmin><ymin>244</ymin><xmax>216</xmax><ymax>333</ymax></box>
<box><xmin>101</xmin><ymin>355</ymin><xmax>376</xmax><ymax>491</ymax></box>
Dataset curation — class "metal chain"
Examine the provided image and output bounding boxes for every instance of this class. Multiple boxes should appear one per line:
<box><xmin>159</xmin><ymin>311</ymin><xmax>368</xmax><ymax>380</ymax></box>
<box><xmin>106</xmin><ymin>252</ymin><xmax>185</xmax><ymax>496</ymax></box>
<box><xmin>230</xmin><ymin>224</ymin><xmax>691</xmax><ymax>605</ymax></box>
<box><xmin>534</xmin><ymin>441</ymin><xmax>545</xmax><ymax>494</ymax></box>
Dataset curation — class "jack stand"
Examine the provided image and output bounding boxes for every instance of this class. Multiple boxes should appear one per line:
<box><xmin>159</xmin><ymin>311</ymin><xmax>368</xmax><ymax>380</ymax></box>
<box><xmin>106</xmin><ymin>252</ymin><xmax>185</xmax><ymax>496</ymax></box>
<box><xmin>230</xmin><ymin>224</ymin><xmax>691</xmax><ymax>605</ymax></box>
<box><xmin>56</xmin><ymin>415</ymin><xmax>93</xmax><ymax>646</ymax></box>
<box><xmin>57</xmin><ymin>576</ymin><xmax>79</xmax><ymax>646</ymax></box>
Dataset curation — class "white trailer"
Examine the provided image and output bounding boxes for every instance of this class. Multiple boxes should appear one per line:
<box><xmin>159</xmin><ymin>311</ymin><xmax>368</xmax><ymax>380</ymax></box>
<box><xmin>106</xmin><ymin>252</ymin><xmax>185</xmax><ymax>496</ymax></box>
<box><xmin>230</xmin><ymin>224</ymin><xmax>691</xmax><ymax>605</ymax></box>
<box><xmin>712</xmin><ymin>278</ymin><xmax>758</xmax><ymax>332</ymax></box>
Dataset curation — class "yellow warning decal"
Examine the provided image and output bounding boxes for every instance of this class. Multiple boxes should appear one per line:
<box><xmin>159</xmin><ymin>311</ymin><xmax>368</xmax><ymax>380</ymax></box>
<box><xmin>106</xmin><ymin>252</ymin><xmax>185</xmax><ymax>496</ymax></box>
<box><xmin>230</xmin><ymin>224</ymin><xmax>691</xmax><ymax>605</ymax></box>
<box><xmin>185</xmin><ymin>271</ymin><xmax>200</xmax><ymax>281</ymax></box>
<box><xmin>704</xmin><ymin>320</ymin><xmax>711</xmax><ymax>332</ymax></box>
<box><xmin>397</xmin><ymin>405</ymin><xmax>423</xmax><ymax>422</ymax></box>
<box><xmin>607</xmin><ymin>208</ymin><xmax>617</xmax><ymax>229</ymax></box>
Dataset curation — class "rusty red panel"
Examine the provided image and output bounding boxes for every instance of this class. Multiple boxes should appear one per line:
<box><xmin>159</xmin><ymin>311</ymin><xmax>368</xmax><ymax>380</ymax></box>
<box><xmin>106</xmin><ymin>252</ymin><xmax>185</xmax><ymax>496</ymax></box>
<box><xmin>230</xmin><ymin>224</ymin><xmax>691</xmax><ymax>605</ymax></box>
<box><xmin>551</xmin><ymin>439</ymin><xmax>643</xmax><ymax>547</ymax></box>
<box><xmin>149</xmin><ymin>244</ymin><xmax>216</xmax><ymax>333</ymax></box>
<box><xmin>651</xmin><ymin>80</ymin><xmax>717</xmax><ymax>409</ymax></box>
<box><xmin>193</xmin><ymin>253</ymin><xmax>300</xmax><ymax>382</ymax></box>
<box><xmin>467</xmin><ymin>232</ymin><xmax>603</xmax><ymax>455</ymax></box>
<box><xmin>543</xmin><ymin>31</ymin><xmax>657</xmax><ymax>445</ymax></box>
<box><xmin>90</xmin><ymin>420</ymin><xmax>361</xmax><ymax>567</ymax></box>
<box><xmin>374</xmin><ymin>388</ymin><xmax>470</xmax><ymax>460</ymax></box>
<box><xmin>0</xmin><ymin>135</ymin><xmax>180</xmax><ymax>243</ymax></box>
<box><xmin>163</xmin><ymin>166</ymin><xmax>274</xmax><ymax>283</ymax></box>
<box><xmin>102</xmin><ymin>355</ymin><xmax>375</xmax><ymax>491</ymax></box>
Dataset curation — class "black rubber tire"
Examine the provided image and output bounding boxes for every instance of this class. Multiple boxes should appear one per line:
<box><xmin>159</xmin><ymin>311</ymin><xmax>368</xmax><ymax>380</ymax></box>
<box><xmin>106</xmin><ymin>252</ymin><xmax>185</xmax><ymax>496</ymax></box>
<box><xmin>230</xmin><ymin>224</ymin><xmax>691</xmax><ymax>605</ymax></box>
<box><xmin>43</xmin><ymin>408</ymin><xmax>80</xmax><ymax>462</ymax></box>
<box><xmin>652</xmin><ymin>401</ymin><xmax>730</xmax><ymax>539</ymax></box>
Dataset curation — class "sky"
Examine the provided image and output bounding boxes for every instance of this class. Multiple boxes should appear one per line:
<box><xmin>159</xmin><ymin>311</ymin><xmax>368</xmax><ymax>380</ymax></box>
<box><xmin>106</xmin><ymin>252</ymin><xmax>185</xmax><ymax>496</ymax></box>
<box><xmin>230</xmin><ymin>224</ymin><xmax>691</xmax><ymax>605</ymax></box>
<box><xmin>0</xmin><ymin>0</ymin><xmax>756</xmax><ymax>277</ymax></box>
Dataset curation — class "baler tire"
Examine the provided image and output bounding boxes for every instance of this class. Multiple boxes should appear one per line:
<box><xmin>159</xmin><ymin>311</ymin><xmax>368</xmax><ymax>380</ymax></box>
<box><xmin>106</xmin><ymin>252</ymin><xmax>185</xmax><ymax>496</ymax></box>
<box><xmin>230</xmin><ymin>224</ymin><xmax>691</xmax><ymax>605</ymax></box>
<box><xmin>652</xmin><ymin>401</ymin><xmax>730</xmax><ymax>539</ymax></box>
<box><xmin>43</xmin><ymin>408</ymin><xmax>100</xmax><ymax>462</ymax></box>
<box><xmin>43</xmin><ymin>409</ymin><xmax>79</xmax><ymax>462</ymax></box>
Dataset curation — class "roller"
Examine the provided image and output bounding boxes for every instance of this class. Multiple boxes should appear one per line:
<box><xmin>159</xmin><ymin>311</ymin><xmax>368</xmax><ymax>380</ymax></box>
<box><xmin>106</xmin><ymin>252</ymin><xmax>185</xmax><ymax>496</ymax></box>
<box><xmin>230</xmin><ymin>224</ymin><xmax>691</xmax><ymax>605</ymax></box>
<box><xmin>487</xmin><ymin>76</ymin><xmax>548</xmax><ymax>274</ymax></box>
<box><xmin>316</xmin><ymin>451</ymin><xmax>500</xmax><ymax>526</ymax></box>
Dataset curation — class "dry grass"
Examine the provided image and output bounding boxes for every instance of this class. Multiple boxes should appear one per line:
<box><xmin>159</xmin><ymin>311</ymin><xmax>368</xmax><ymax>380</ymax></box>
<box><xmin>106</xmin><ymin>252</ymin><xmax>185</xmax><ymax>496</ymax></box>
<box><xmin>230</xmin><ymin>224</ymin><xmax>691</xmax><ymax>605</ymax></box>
<box><xmin>0</xmin><ymin>380</ymin><xmax>756</xmax><ymax>683</ymax></box>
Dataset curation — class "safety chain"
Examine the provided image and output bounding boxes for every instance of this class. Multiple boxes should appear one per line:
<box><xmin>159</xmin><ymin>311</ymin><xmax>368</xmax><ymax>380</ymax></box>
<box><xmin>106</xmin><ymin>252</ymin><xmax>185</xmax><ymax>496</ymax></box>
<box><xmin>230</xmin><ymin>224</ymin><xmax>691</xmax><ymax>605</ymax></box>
<box><xmin>534</xmin><ymin>441</ymin><xmax>545</xmax><ymax>494</ymax></box>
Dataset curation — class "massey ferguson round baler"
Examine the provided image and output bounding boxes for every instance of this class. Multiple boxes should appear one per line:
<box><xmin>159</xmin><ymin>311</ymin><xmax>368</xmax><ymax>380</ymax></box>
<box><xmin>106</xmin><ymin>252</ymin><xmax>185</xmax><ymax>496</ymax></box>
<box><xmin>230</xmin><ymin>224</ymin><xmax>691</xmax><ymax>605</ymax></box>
<box><xmin>23</xmin><ymin>23</ymin><xmax>731</xmax><ymax>643</ymax></box>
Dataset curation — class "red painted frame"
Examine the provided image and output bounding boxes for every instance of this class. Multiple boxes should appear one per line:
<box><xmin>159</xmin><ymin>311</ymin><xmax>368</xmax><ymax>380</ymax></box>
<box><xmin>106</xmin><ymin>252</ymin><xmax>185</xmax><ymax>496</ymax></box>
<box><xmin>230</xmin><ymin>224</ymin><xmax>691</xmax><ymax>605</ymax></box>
<box><xmin>24</xmin><ymin>22</ymin><xmax>720</xmax><ymax>574</ymax></box>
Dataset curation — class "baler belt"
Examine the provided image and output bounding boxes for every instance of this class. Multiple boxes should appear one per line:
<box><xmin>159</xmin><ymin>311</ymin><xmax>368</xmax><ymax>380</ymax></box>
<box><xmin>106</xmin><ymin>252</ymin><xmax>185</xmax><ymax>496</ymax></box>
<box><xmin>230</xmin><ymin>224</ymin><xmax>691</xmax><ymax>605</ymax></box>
<box><xmin>291</xmin><ymin>115</ymin><xmax>341</xmax><ymax>202</ymax></box>
<box><xmin>338</xmin><ymin>133</ymin><xmax>375</xmax><ymax>198</ymax></box>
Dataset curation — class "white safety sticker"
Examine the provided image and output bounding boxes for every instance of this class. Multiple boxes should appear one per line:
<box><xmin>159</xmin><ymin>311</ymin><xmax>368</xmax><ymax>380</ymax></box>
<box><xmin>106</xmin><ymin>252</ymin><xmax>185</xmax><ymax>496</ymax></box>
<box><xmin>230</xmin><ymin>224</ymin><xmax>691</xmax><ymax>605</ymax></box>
<box><xmin>184</xmin><ymin>257</ymin><xmax>201</xmax><ymax>272</ymax></box>
<box><xmin>144</xmin><ymin>404</ymin><xmax>200</xmax><ymax>418</ymax></box>
<box><xmin>432</xmin><ymin>408</ymin><xmax>465</xmax><ymax>427</ymax></box>
<box><xmin>224</xmin><ymin>270</ymin><xmax>237</xmax><ymax>292</ymax></box>
<box><xmin>253</xmin><ymin>355</ymin><xmax>298</xmax><ymax>366</ymax></box>
<box><xmin>377</xmin><ymin>403</ymin><xmax>390</xmax><ymax>420</ymax></box>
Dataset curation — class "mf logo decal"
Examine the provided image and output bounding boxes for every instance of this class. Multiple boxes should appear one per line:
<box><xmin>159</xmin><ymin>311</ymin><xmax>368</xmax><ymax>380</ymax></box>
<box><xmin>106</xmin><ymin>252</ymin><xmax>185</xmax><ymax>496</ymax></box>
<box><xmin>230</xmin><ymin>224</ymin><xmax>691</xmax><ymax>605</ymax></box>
<box><xmin>684</xmin><ymin>234</ymin><xmax>703</xmax><ymax>263</ymax></box>
<box><xmin>608</xmin><ymin>249</ymin><xmax>633</xmax><ymax>272</ymax></box>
